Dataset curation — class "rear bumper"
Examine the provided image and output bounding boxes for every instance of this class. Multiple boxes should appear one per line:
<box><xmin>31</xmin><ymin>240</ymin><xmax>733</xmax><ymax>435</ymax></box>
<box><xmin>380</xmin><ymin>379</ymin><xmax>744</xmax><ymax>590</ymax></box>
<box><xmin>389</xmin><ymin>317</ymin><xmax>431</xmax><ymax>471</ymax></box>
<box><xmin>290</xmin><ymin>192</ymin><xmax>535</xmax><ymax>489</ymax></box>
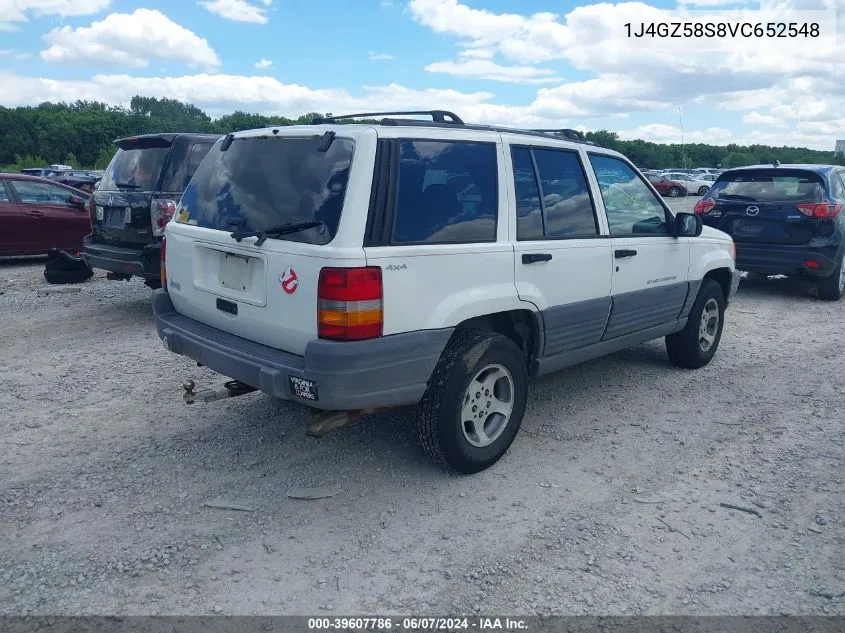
<box><xmin>736</xmin><ymin>242</ymin><xmax>841</xmax><ymax>277</ymax></box>
<box><xmin>151</xmin><ymin>290</ymin><xmax>453</xmax><ymax>411</ymax></box>
<box><xmin>82</xmin><ymin>236</ymin><xmax>161</xmax><ymax>279</ymax></box>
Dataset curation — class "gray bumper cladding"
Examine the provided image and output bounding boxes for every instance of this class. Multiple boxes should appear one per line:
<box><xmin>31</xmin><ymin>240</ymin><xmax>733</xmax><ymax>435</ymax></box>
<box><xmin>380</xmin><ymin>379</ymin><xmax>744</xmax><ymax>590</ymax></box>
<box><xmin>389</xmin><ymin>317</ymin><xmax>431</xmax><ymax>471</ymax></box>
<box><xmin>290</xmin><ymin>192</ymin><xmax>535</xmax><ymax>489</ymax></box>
<box><xmin>152</xmin><ymin>290</ymin><xmax>454</xmax><ymax>411</ymax></box>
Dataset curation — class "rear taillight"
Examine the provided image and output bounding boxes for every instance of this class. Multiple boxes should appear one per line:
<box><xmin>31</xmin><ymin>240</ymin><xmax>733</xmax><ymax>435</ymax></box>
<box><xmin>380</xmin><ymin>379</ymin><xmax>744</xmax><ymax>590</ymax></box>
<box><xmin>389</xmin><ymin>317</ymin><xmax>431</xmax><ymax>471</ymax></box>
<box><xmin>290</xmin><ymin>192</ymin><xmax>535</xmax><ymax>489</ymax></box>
<box><xmin>151</xmin><ymin>199</ymin><xmax>178</xmax><ymax>236</ymax></box>
<box><xmin>796</xmin><ymin>202</ymin><xmax>841</xmax><ymax>219</ymax></box>
<box><xmin>694</xmin><ymin>199</ymin><xmax>716</xmax><ymax>215</ymax></box>
<box><xmin>161</xmin><ymin>236</ymin><xmax>167</xmax><ymax>291</ymax></box>
<box><xmin>318</xmin><ymin>267</ymin><xmax>383</xmax><ymax>341</ymax></box>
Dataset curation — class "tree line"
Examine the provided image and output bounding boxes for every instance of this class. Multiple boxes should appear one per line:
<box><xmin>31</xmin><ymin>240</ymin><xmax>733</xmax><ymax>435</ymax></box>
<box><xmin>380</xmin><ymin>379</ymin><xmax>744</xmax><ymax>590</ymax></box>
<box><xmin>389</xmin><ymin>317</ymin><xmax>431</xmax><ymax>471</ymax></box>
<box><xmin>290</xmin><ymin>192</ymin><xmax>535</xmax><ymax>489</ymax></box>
<box><xmin>1</xmin><ymin>96</ymin><xmax>842</xmax><ymax>171</ymax></box>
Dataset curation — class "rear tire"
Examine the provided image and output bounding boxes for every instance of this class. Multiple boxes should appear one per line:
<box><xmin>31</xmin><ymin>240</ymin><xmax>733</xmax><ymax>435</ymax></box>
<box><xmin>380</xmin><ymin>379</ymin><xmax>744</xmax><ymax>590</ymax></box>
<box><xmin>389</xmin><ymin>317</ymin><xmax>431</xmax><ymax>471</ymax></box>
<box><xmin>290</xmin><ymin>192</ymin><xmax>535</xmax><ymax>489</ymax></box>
<box><xmin>697</xmin><ymin>186</ymin><xmax>709</xmax><ymax>196</ymax></box>
<box><xmin>668</xmin><ymin>186</ymin><xmax>681</xmax><ymax>198</ymax></box>
<box><xmin>816</xmin><ymin>253</ymin><xmax>845</xmax><ymax>301</ymax></box>
<box><xmin>415</xmin><ymin>329</ymin><xmax>528</xmax><ymax>474</ymax></box>
<box><xmin>666</xmin><ymin>279</ymin><xmax>725</xmax><ymax>369</ymax></box>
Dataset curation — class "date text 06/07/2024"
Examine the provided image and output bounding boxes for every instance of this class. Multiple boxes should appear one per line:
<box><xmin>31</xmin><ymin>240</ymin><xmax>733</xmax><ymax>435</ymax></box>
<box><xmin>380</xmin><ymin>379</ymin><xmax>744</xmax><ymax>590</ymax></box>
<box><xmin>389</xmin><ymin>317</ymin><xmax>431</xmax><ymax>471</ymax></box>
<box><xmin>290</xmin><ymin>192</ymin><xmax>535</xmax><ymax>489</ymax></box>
<box><xmin>624</xmin><ymin>21</ymin><xmax>820</xmax><ymax>38</ymax></box>
<box><xmin>307</xmin><ymin>617</ymin><xmax>529</xmax><ymax>630</ymax></box>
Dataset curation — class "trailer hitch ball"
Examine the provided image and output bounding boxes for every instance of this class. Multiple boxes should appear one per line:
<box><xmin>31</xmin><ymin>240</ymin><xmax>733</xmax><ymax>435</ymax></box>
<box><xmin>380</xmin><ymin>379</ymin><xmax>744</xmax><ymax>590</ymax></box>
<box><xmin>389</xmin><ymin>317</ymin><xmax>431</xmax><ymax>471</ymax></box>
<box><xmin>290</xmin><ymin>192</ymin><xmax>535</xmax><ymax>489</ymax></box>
<box><xmin>183</xmin><ymin>379</ymin><xmax>196</xmax><ymax>395</ymax></box>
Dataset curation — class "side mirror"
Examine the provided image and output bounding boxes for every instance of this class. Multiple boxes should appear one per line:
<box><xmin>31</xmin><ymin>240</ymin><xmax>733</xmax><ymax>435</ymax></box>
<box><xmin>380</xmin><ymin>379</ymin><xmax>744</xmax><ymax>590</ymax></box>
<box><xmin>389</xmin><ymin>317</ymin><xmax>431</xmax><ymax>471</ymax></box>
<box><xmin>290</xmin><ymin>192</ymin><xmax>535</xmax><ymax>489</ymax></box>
<box><xmin>67</xmin><ymin>194</ymin><xmax>86</xmax><ymax>209</ymax></box>
<box><xmin>675</xmin><ymin>212</ymin><xmax>702</xmax><ymax>237</ymax></box>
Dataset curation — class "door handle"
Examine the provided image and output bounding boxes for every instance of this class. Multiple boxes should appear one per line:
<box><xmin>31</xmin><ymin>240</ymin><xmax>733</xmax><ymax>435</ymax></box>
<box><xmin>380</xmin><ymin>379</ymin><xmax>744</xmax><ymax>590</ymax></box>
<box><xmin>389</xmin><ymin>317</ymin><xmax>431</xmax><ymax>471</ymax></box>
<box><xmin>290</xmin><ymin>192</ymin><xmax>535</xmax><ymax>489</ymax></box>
<box><xmin>26</xmin><ymin>210</ymin><xmax>45</xmax><ymax>217</ymax></box>
<box><xmin>522</xmin><ymin>253</ymin><xmax>552</xmax><ymax>264</ymax></box>
<box><xmin>614</xmin><ymin>249</ymin><xmax>638</xmax><ymax>259</ymax></box>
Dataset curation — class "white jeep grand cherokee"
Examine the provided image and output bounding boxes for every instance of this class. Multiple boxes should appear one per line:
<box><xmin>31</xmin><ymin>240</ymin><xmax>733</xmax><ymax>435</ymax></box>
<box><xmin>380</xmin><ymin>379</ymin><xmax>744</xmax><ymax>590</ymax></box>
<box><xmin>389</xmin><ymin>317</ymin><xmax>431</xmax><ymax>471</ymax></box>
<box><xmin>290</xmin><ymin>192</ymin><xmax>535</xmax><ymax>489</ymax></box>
<box><xmin>153</xmin><ymin>111</ymin><xmax>741</xmax><ymax>474</ymax></box>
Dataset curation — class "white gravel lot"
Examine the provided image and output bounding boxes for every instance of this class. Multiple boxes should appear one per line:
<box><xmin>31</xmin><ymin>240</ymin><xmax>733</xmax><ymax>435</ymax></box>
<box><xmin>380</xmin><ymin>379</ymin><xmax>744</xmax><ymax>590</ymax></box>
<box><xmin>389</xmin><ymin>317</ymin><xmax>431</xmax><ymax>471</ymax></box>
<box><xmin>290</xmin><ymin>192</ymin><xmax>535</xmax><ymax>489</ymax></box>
<box><xmin>1</xmin><ymin>195</ymin><xmax>843</xmax><ymax>616</ymax></box>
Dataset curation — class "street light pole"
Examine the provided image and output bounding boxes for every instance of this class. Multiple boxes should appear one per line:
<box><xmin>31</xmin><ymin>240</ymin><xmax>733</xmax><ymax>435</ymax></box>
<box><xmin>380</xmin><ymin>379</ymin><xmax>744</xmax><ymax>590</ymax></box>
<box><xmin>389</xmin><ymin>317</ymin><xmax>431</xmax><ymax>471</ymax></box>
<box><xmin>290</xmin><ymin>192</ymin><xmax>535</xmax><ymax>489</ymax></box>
<box><xmin>678</xmin><ymin>105</ymin><xmax>687</xmax><ymax>169</ymax></box>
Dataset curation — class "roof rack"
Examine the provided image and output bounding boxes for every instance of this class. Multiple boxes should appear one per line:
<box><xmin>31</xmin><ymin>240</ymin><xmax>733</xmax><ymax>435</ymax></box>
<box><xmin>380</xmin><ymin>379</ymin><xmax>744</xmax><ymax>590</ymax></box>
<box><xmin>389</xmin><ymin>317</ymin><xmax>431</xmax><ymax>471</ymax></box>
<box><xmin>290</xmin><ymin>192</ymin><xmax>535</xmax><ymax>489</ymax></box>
<box><xmin>529</xmin><ymin>128</ymin><xmax>584</xmax><ymax>140</ymax></box>
<box><xmin>311</xmin><ymin>110</ymin><xmax>464</xmax><ymax>125</ymax></box>
<box><xmin>306</xmin><ymin>111</ymin><xmax>603</xmax><ymax>146</ymax></box>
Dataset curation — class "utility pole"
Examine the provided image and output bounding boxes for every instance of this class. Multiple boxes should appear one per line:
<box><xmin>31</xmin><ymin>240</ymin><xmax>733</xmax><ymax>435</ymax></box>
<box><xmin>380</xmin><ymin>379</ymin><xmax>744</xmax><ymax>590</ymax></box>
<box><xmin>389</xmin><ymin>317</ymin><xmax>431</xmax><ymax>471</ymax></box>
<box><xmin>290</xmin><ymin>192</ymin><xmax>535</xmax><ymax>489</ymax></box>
<box><xmin>678</xmin><ymin>105</ymin><xmax>687</xmax><ymax>169</ymax></box>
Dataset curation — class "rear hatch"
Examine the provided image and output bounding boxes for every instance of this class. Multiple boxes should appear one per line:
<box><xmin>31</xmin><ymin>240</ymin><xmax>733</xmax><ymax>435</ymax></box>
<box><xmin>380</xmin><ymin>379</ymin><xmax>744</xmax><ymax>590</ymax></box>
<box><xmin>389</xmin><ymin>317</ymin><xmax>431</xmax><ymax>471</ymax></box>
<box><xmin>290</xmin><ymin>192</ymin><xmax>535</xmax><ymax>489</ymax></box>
<box><xmin>164</xmin><ymin>127</ymin><xmax>376</xmax><ymax>356</ymax></box>
<box><xmin>91</xmin><ymin>136</ymin><xmax>172</xmax><ymax>247</ymax></box>
<box><xmin>697</xmin><ymin>169</ymin><xmax>835</xmax><ymax>245</ymax></box>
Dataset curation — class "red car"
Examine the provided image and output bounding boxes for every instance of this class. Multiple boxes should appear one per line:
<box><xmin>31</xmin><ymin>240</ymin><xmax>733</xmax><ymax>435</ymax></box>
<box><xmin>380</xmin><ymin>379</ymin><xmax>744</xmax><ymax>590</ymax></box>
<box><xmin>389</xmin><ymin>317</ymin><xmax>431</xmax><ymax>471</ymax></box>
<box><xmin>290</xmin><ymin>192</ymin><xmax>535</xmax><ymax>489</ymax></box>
<box><xmin>0</xmin><ymin>173</ymin><xmax>92</xmax><ymax>256</ymax></box>
<box><xmin>646</xmin><ymin>174</ymin><xmax>689</xmax><ymax>198</ymax></box>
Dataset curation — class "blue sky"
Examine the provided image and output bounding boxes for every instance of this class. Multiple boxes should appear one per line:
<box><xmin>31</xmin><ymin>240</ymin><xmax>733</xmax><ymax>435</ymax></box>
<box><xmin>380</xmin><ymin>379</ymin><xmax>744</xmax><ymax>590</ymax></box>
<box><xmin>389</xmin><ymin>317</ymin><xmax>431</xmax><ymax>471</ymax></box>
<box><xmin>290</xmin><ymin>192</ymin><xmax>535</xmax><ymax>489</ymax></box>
<box><xmin>0</xmin><ymin>0</ymin><xmax>843</xmax><ymax>150</ymax></box>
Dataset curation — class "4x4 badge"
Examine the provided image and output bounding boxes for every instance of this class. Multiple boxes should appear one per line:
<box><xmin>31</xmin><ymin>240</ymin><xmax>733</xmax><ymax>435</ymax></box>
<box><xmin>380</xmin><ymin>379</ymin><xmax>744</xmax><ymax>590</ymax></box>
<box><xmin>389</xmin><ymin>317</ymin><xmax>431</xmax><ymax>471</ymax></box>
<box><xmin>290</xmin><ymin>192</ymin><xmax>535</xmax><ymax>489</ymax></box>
<box><xmin>280</xmin><ymin>267</ymin><xmax>299</xmax><ymax>295</ymax></box>
<box><xmin>746</xmin><ymin>206</ymin><xmax>760</xmax><ymax>216</ymax></box>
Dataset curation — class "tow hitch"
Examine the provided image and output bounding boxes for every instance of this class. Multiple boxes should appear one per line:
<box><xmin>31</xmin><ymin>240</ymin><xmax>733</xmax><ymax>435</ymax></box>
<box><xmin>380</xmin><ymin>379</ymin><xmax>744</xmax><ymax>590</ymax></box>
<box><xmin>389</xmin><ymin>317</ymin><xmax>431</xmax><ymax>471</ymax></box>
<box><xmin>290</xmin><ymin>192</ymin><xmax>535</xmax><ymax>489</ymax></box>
<box><xmin>180</xmin><ymin>378</ymin><xmax>391</xmax><ymax>437</ymax></box>
<box><xmin>182</xmin><ymin>379</ymin><xmax>257</xmax><ymax>404</ymax></box>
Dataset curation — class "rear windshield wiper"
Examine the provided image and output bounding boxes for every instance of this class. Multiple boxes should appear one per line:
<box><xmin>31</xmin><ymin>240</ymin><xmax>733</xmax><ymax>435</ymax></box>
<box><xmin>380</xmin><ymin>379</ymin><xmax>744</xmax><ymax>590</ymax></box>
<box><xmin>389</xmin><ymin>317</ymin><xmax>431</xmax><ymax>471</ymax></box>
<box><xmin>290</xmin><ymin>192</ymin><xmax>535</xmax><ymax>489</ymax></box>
<box><xmin>114</xmin><ymin>182</ymin><xmax>142</xmax><ymax>189</ymax></box>
<box><xmin>715</xmin><ymin>193</ymin><xmax>757</xmax><ymax>201</ymax></box>
<box><xmin>230</xmin><ymin>220</ymin><xmax>325</xmax><ymax>245</ymax></box>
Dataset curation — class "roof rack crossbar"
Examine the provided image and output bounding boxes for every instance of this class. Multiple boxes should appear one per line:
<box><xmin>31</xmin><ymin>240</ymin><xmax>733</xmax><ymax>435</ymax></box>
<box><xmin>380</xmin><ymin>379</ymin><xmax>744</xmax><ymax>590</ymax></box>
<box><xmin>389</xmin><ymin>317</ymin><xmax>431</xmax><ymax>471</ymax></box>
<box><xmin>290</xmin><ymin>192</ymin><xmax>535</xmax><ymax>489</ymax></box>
<box><xmin>311</xmin><ymin>110</ymin><xmax>464</xmax><ymax>125</ymax></box>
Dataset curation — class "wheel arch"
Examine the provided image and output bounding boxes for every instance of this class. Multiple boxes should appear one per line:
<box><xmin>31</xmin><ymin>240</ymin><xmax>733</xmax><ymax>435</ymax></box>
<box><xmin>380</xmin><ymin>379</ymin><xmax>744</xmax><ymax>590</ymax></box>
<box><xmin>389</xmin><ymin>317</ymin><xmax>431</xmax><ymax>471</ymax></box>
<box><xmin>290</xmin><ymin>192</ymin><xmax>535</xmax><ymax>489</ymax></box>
<box><xmin>452</xmin><ymin>308</ymin><xmax>543</xmax><ymax>368</ymax></box>
<box><xmin>703</xmin><ymin>266</ymin><xmax>732</xmax><ymax>302</ymax></box>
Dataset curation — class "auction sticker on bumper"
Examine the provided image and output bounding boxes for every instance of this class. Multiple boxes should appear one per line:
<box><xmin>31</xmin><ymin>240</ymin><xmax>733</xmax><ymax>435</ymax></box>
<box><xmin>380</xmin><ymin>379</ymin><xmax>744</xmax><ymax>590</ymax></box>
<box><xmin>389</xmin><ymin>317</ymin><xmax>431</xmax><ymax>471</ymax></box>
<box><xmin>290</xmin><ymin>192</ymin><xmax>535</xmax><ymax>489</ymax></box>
<box><xmin>289</xmin><ymin>376</ymin><xmax>318</xmax><ymax>401</ymax></box>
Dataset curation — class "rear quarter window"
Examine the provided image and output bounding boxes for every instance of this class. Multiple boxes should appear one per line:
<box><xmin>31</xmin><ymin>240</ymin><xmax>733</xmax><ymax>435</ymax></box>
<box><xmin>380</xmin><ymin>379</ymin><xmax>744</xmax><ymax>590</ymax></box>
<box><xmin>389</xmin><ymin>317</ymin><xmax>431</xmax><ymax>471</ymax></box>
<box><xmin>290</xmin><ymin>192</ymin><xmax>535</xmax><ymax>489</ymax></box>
<box><xmin>391</xmin><ymin>140</ymin><xmax>498</xmax><ymax>244</ymax></box>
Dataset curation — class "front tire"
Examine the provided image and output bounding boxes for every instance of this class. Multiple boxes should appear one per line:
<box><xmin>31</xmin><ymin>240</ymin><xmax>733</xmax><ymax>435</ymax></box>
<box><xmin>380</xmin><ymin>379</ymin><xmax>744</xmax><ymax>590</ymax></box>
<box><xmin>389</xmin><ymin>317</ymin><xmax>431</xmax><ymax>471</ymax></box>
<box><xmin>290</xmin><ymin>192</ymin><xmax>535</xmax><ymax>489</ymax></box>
<box><xmin>697</xmin><ymin>186</ymin><xmax>709</xmax><ymax>196</ymax></box>
<box><xmin>415</xmin><ymin>329</ymin><xmax>528</xmax><ymax>474</ymax></box>
<box><xmin>816</xmin><ymin>253</ymin><xmax>845</xmax><ymax>301</ymax></box>
<box><xmin>668</xmin><ymin>186</ymin><xmax>681</xmax><ymax>198</ymax></box>
<box><xmin>665</xmin><ymin>279</ymin><xmax>725</xmax><ymax>369</ymax></box>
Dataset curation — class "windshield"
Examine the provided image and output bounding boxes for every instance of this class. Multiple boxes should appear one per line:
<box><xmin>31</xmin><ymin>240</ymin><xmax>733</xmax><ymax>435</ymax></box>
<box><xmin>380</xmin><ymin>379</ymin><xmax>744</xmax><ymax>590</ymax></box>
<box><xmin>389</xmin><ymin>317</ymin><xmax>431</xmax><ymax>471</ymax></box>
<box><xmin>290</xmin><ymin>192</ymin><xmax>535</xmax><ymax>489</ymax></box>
<box><xmin>99</xmin><ymin>147</ymin><xmax>169</xmax><ymax>192</ymax></box>
<box><xmin>709</xmin><ymin>170</ymin><xmax>826</xmax><ymax>202</ymax></box>
<box><xmin>176</xmin><ymin>136</ymin><xmax>354</xmax><ymax>245</ymax></box>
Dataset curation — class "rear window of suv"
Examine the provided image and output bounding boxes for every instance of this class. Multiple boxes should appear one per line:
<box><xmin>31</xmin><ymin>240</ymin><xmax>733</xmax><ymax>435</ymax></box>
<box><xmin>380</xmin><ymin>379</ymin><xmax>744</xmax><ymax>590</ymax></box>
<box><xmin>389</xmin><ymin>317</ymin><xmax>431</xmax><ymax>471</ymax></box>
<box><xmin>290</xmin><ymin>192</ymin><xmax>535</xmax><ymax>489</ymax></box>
<box><xmin>177</xmin><ymin>136</ymin><xmax>354</xmax><ymax>245</ymax></box>
<box><xmin>100</xmin><ymin>146</ymin><xmax>169</xmax><ymax>192</ymax></box>
<box><xmin>709</xmin><ymin>169</ymin><xmax>826</xmax><ymax>202</ymax></box>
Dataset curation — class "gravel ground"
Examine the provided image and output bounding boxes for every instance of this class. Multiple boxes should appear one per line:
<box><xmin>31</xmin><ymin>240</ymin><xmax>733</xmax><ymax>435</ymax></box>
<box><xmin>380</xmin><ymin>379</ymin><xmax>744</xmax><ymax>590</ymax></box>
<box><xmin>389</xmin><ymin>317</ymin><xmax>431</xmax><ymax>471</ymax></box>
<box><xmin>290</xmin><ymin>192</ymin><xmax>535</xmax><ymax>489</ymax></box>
<box><xmin>2</xmin><ymin>196</ymin><xmax>844</xmax><ymax>616</ymax></box>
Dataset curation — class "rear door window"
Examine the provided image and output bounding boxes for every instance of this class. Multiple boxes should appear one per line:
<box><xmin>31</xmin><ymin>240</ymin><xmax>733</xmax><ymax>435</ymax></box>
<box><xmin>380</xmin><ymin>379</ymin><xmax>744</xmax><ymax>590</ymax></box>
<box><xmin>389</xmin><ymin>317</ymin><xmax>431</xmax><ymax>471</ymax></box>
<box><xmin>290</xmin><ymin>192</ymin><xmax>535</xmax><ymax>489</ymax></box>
<box><xmin>178</xmin><ymin>135</ymin><xmax>354</xmax><ymax>245</ymax></box>
<box><xmin>511</xmin><ymin>146</ymin><xmax>598</xmax><ymax>239</ymax></box>
<box><xmin>0</xmin><ymin>182</ymin><xmax>10</xmax><ymax>202</ymax></box>
<box><xmin>100</xmin><ymin>146</ymin><xmax>170</xmax><ymax>192</ymax></box>
<box><xmin>709</xmin><ymin>170</ymin><xmax>826</xmax><ymax>202</ymax></box>
<box><xmin>391</xmin><ymin>140</ymin><xmax>498</xmax><ymax>244</ymax></box>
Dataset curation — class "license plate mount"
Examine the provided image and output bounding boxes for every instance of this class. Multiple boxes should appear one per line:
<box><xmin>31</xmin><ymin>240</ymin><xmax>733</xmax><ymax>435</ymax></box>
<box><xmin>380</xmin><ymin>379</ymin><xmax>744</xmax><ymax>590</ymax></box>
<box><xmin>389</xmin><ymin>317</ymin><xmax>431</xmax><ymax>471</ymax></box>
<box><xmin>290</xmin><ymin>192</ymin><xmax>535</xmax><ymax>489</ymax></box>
<box><xmin>218</xmin><ymin>253</ymin><xmax>251</xmax><ymax>292</ymax></box>
<box><xmin>734</xmin><ymin>220</ymin><xmax>764</xmax><ymax>236</ymax></box>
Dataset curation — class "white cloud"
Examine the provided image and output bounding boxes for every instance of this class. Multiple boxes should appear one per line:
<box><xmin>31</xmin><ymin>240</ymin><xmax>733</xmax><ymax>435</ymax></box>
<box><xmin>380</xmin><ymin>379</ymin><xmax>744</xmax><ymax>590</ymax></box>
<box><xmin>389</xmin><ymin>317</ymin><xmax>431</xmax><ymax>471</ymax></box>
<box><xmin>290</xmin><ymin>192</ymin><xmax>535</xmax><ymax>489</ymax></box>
<box><xmin>743</xmin><ymin>111</ymin><xmax>789</xmax><ymax>127</ymax></box>
<box><xmin>199</xmin><ymin>0</ymin><xmax>271</xmax><ymax>23</ymax></box>
<box><xmin>380</xmin><ymin>0</ymin><xmax>393</xmax><ymax>7</ymax></box>
<box><xmin>425</xmin><ymin>59</ymin><xmax>561</xmax><ymax>84</ymax></box>
<box><xmin>459</xmin><ymin>48</ymin><xmax>496</xmax><ymax>59</ymax></box>
<box><xmin>254</xmin><ymin>58</ymin><xmax>272</xmax><ymax>69</ymax></box>
<box><xmin>618</xmin><ymin>123</ymin><xmax>735</xmax><ymax>144</ymax></box>
<box><xmin>406</xmin><ymin>0</ymin><xmax>845</xmax><ymax>149</ymax></box>
<box><xmin>0</xmin><ymin>49</ymin><xmax>31</xmax><ymax>59</ymax></box>
<box><xmin>0</xmin><ymin>0</ymin><xmax>111</xmax><ymax>30</ymax></box>
<box><xmin>368</xmin><ymin>51</ymin><xmax>395</xmax><ymax>60</ymax></box>
<box><xmin>40</xmin><ymin>9</ymin><xmax>221</xmax><ymax>69</ymax></box>
<box><xmin>0</xmin><ymin>72</ymin><xmax>494</xmax><ymax>118</ymax></box>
